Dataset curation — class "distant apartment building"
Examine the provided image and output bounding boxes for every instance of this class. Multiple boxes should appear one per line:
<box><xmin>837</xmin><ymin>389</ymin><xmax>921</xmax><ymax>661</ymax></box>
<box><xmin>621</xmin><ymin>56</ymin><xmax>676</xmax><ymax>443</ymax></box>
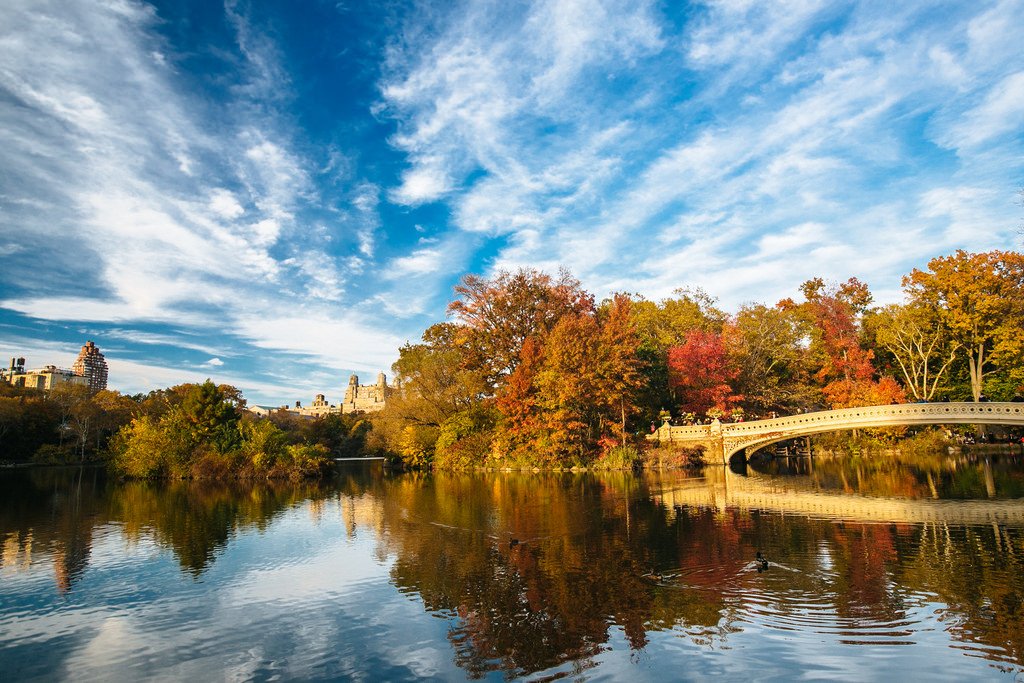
<box><xmin>71</xmin><ymin>341</ymin><xmax>108</xmax><ymax>391</ymax></box>
<box><xmin>2</xmin><ymin>341</ymin><xmax>109</xmax><ymax>392</ymax></box>
<box><xmin>3</xmin><ymin>357</ymin><xmax>88</xmax><ymax>391</ymax></box>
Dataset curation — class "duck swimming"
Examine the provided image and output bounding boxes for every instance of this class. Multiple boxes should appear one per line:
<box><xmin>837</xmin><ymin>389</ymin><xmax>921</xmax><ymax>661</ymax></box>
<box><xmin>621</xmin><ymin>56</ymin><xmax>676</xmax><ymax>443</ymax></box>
<box><xmin>756</xmin><ymin>551</ymin><xmax>769</xmax><ymax>573</ymax></box>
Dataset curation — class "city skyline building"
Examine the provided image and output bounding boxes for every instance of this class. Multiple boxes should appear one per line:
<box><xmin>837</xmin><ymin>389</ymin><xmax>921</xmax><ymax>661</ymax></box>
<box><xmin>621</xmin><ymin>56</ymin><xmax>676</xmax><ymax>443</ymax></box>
<box><xmin>71</xmin><ymin>341</ymin><xmax>108</xmax><ymax>392</ymax></box>
<box><xmin>2</xmin><ymin>357</ymin><xmax>88</xmax><ymax>391</ymax></box>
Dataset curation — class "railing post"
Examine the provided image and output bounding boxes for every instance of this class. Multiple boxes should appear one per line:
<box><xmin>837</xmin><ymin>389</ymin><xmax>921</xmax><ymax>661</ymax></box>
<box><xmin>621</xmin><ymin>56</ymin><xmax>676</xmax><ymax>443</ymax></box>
<box><xmin>658</xmin><ymin>416</ymin><xmax>672</xmax><ymax>443</ymax></box>
<box><xmin>709</xmin><ymin>418</ymin><xmax>726</xmax><ymax>465</ymax></box>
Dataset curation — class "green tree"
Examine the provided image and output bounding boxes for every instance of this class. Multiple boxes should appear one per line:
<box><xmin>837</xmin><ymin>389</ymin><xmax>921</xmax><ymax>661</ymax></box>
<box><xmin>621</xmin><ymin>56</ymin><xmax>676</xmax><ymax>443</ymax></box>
<box><xmin>726</xmin><ymin>304</ymin><xmax>808</xmax><ymax>414</ymax></box>
<box><xmin>622</xmin><ymin>290</ymin><xmax>726</xmax><ymax>426</ymax></box>
<box><xmin>434</xmin><ymin>405</ymin><xmax>498</xmax><ymax>469</ymax></box>
<box><xmin>867</xmin><ymin>303</ymin><xmax>959</xmax><ymax>401</ymax></box>
<box><xmin>629</xmin><ymin>288</ymin><xmax>727</xmax><ymax>349</ymax></box>
<box><xmin>371</xmin><ymin>323</ymin><xmax>487</xmax><ymax>465</ymax></box>
<box><xmin>177</xmin><ymin>380</ymin><xmax>241</xmax><ymax>452</ymax></box>
<box><xmin>238</xmin><ymin>416</ymin><xmax>287</xmax><ymax>470</ymax></box>
<box><xmin>110</xmin><ymin>414</ymin><xmax>185</xmax><ymax>478</ymax></box>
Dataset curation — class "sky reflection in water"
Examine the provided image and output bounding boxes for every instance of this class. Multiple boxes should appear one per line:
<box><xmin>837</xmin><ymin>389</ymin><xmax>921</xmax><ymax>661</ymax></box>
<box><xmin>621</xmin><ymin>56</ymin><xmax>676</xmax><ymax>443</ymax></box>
<box><xmin>2</xmin><ymin>455</ymin><xmax>1024</xmax><ymax>681</ymax></box>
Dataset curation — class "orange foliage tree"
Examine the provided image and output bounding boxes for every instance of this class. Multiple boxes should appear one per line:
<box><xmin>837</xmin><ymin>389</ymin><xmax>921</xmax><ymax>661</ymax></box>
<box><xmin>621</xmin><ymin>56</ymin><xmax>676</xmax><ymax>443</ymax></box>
<box><xmin>789</xmin><ymin>277</ymin><xmax>905</xmax><ymax>409</ymax></box>
<box><xmin>447</xmin><ymin>268</ymin><xmax>594</xmax><ymax>391</ymax></box>
<box><xmin>904</xmin><ymin>250</ymin><xmax>1024</xmax><ymax>401</ymax></box>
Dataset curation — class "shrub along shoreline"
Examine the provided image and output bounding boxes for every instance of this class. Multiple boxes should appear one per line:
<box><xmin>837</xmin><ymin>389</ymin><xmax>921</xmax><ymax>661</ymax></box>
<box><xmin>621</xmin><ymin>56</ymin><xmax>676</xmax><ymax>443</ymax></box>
<box><xmin>108</xmin><ymin>381</ymin><xmax>370</xmax><ymax>480</ymax></box>
<box><xmin>0</xmin><ymin>379</ymin><xmax>369</xmax><ymax>480</ymax></box>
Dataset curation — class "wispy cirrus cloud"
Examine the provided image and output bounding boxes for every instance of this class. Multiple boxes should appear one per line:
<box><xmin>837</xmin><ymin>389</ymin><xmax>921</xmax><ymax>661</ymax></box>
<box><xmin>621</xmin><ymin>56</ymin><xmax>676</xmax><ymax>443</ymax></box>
<box><xmin>0</xmin><ymin>0</ymin><xmax>413</xmax><ymax>399</ymax></box>
<box><xmin>2</xmin><ymin>0</ymin><xmax>1022</xmax><ymax>403</ymax></box>
<box><xmin>379</xmin><ymin>0</ymin><xmax>1023</xmax><ymax>309</ymax></box>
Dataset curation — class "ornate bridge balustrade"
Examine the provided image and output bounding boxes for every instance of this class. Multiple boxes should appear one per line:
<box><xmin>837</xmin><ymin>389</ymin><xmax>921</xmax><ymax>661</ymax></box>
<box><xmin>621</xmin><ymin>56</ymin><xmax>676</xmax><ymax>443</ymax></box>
<box><xmin>647</xmin><ymin>402</ymin><xmax>1024</xmax><ymax>465</ymax></box>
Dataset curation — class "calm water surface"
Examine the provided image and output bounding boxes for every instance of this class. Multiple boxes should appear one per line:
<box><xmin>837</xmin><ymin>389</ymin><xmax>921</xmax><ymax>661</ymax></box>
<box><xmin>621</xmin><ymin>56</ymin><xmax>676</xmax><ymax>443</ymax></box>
<box><xmin>2</xmin><ymin>452</ymin><xmax>1024</xmax><ymax>681</ymax></box>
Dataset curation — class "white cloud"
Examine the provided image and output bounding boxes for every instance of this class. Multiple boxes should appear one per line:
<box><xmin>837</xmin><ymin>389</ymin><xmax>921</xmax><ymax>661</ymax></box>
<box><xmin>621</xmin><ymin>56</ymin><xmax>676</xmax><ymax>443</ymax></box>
<box><xmin>386</xmin><ymin>247</ymin><xmax>446</xmax><ymax>278</ymax></box>
<box><xmin>203</xmin><ymin>357</ymin><xmax>224</xmax><ymax>367</ymax></box>
<box><xmin>209</xmin><ymin>189</ymin><xmax>246</xmax><ymax>219</ymax></box>
<box><xmin>940</xmin><ymin>71</ymin><xmax>1024</xmax><ymax>151</ymax></box>
<box><xmin>102</xmin><ymin>328</ymin><xmax>226</xmax><ymax>356</ymax></box>
<box><xmin>3</xmin><ymin>0</ymin><xmax>1024</xmax><ymax>398</ymax></box>
<box><xmin>918</xmin><ymin>186</ymin><xmax>1010</xmax><ymax>245</ymax></box>
<box><xmin>391</xmin><ymin>164</ymin><xmax>451</xmax><ymax>205</ymax></box>
<box><xmin>755</xmin><ymin>222</ymin><xmax>826</xmax><ymax>258</ymax></box>
<box><xmin>0</xmin><ymin>0</ymin><xmax>387</xmax><ymax>381</ymax></box>
<box><xmin>232</xmin><ymin>310</ymin><xmax>403</xmax><ymax>376</ymax></box>
<box><xmin>369</xmin><ymin>0</ymin><xmax>1024</xmax><ymax>316</ymax></box>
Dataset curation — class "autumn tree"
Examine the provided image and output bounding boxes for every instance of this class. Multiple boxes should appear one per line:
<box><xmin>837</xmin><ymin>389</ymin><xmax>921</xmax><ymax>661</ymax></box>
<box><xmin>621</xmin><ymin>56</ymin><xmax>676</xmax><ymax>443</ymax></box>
<box><xmin>0</xmin><ymin>395</ymin><xmax>26</xmax><ymax>455</ymax></box>
<box><xmin>667</xmin><ymin>330</ymin><xmax>741</xmax><ymax>417</ymax></box>
<box><xmin>629</xmin><ymin>288</ymin><xmax>727</xmax><ymax>349</ymax></box>
<box><xmin>447</xmin><ymin>268</ymin><xmax>594</xmax><ymax>390</ymax></box>
<box><xmin>494</xmin><ymin>337</ymin><xmax>545</xmax><ymax>462</ymax></box>
<box><xmin>369</xmin><ymin>322</ymin><xmax>489</xmax><ymax>465</ymax></box>
<box><xmin>904</xmin><ymin>250</ymin><xmax>1024</xmax><ymax>401</ymax></box>
<box><xmin>623</xmin><ymin>289</ymin><xmax>727</xmax><ymax>424</ymax></box>
<box><xmin>866</xmin><ymin>303</ymin><xmax>959</xmax><ymax>401</ymax></box>
<box><xmin>726</xmin><ymin>304</ymin><xmax>808</xmax><ymax>414</ymax></box>
<box><xmin>595</xmin><ymin>294</ymin><xmax>645</xmax><ymax>444</ymax></box>
<box><xmin>796</xmin><ymin>277</ymin><xmax>875</xmax><ymax>385</ymax></box>
<box><xmin>784</xmin><ymin>277</ymin><xmax>905</xmax><ymax>409</ymax></box>
<box><xmin>533</xmin><ymin>313</ymin><xmax>602</xmax><ymax>461</ymax></box>
<box><xmin>48</xmin><ymin>383</ymin><xmax>93</xmax><ymax>450</ymax></box>
<box><xmin>68</xmin><ymin>395</ymin><xmax>102</xmax><ymax>460</ymax></box>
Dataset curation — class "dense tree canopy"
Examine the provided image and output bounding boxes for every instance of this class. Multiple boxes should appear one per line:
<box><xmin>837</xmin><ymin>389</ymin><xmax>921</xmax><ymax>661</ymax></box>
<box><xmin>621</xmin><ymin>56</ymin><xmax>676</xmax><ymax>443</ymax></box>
<box><xmin>374</xmin><ymin>250</ymin><xmax>1023</xmax><ymax>468</ymax></box>
<box><xmin>4</xmin><ymin>249</ymin><xmax>1021</xmax><ymax>471</ymax></box>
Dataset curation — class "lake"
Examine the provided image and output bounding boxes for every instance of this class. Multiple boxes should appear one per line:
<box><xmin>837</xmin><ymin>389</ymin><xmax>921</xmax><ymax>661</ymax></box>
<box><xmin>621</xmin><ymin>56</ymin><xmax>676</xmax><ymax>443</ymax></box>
<box><xmin>2</xmin><ymin>451</ymin><xmax>1024</xmax><ymax>681</ymax></box>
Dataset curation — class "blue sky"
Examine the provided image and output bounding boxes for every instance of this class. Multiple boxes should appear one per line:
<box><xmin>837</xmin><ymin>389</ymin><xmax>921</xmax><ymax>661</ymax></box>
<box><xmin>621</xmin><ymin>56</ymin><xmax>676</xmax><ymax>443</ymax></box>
<box><xmin>1</xmin><ymin>0</ymin><xmax>1022</xmax><ymax>406</ymax></box>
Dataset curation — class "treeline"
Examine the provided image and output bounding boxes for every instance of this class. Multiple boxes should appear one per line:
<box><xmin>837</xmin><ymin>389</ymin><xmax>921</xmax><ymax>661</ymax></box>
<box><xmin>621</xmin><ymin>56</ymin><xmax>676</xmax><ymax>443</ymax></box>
<box><xmin>368</xmin><ymin>249</ymin><xmax>1024</xmax><ymax>469</ymax></box>
<box><xmin>2</xmin><ymin>249</ymin><xmax>1021</xmax><ymax>474</ymax></box>
<box><xmin>0</xmin><ymin>380</ymin><xmax>369</xmax><ymax>478</ymax></box>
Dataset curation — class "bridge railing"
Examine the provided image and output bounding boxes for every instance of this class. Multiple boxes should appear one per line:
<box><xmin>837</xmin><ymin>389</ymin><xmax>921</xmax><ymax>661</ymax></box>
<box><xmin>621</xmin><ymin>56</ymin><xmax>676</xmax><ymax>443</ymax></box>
<box><xmin>651</xmin><ymin>402</ymin><xmax>1024</xmax><ymax>445</ymax></box>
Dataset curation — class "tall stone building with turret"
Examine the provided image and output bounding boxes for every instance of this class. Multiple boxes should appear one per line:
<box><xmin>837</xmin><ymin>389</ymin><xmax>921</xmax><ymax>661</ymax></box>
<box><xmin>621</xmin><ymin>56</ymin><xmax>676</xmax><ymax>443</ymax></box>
<box><xmin>341</xmin><ymin>372</ymin><xmax>391</xmax><ymax>414</ymax></box>
<box><xmin>71</xmin><ymin>341</ymin><xmax>108</xmax><ymax>391</ymax></box>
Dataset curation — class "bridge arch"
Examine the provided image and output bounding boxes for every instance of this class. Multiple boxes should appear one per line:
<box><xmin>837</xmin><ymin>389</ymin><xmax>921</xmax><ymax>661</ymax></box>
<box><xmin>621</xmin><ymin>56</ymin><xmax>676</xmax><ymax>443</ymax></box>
<box><xmin>648</xmin><ymin>402</ymin><xmax>1024</xmax><ymax>465</ymax></box>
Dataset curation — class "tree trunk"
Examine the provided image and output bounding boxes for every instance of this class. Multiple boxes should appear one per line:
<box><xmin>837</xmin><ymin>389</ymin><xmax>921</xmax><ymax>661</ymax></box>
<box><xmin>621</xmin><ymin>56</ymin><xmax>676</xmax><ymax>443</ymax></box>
<box><xmin>620</xmin><ymin>398</ymin><xmax>626</xmax><ymax>447</ymax></box>
<box><xmin>969</xmin><ymin>343</ymin><xmax>985</xmax><ymax>401</ymax></box>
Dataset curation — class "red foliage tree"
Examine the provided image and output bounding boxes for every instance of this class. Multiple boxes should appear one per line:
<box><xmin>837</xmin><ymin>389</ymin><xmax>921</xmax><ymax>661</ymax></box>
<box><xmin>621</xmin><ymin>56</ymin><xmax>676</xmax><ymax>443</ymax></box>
<box><xmin>667</xmin><ymin>330</ymin><xmax>741</xmax><ymax>416</ymax></box>
<box><xmin>798</xmin><ymin>277</ymin><xmax>907</xmax><ymax>409</ymax></box>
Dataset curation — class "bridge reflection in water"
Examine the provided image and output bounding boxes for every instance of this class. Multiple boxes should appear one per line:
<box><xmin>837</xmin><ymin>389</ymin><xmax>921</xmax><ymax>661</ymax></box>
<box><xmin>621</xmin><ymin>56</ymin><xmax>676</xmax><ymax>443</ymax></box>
<box><xmin>649</xmin><ymin>401</ymin><xmax>1024</xmax><ymax>464</ymax></box>
<box><xmin>647</xmin><ymin>465</ymin><xmax>1024</xmax><ymax>526</ymax></box>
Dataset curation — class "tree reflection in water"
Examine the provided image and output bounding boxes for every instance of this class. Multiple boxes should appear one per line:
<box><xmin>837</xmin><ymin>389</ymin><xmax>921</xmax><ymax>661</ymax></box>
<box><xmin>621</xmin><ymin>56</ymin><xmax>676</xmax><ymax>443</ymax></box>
<box><xmin>363</xmin><ymin>468</ymin><xmax>1024</xmax><ymax>675</ymax></box>
<box><xmin>2</xmin><ymin>459</ymin><xmax>1024</xmax><ymax>677</ymax></box>
<box><xmin>0</xmin><ymin>467</ymin><xmax>336</xmax><ymax>579</ymax></box>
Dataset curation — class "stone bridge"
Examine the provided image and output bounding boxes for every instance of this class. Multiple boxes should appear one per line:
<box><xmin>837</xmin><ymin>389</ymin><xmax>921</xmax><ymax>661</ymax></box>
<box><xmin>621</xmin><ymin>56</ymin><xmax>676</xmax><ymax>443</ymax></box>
<box><xmin>647</xmin><ymin>401</ymin><xmax>1024</xmax><ymax>465</ymax></box>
